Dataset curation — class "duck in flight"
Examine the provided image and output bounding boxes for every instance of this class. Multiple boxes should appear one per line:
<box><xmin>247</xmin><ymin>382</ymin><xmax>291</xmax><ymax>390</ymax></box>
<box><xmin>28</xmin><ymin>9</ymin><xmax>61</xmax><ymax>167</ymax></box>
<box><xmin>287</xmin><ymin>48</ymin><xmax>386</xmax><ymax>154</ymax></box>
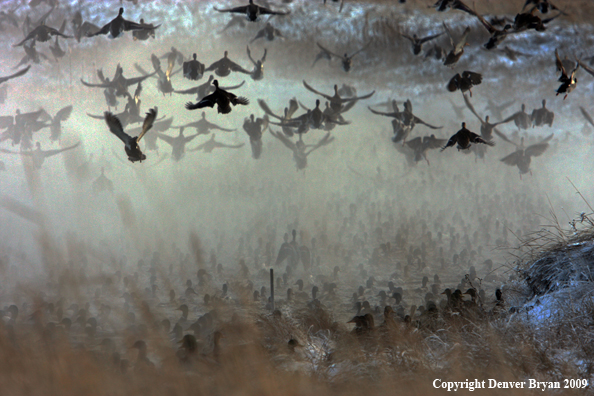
<box><xmin>313</xmin><ymin>41</ymin><xmax>370</xmax><ymax>72</ymax></box>
<box><xmin>89</xmin><ymin>8</ymin><xmax>145</xmax><ymax>39</ymax></box>
<box><xmin>215</xmin><ymin>0</ymin><xmax>290</xmax><ymax>22</ymax></box>
<box><xmin>0</xmin><ymin>141</ymin><xmax>80</xmax><ymax>169</ymax></box>
<box><xmin>157</xmin><ymin>127</ymin><xmax>200</xmax><ymax>161</ymax></box>
<box><xmin>495</xmin><ymin>130</ymin><xmax>553</xmax><ymax>178</ymax></box>
<box><xmin>173</xmin><ymin>112</ymin><xmax>236</xmax><ymax>135</ymax></box>
<box><xmin>441</xmin><ymin>122</ymin><xmax>494</xmax><ymax>152</ymax></box>
<box><xmin>185</xmin><ymin>80</ymin><xmax>249</xmax><ymax>114</ymax></box>
<box><xmin>189</xmin><ymin>134</ymin><xmax>245</xmax><ymax>154</ymax></box>
<box><xmin>104</xmin><ymin>108</ymin><xmax>157</xmax><ymax>162</ymax></box>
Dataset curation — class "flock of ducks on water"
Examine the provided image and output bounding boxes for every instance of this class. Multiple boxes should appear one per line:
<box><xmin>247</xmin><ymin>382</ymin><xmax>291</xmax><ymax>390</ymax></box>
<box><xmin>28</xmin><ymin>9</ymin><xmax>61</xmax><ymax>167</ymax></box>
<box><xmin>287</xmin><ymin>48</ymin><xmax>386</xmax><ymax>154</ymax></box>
<box><xmin>0</xmin><ymin>0</ymin><xmax>590</xmax><ymax>373</ymax></box>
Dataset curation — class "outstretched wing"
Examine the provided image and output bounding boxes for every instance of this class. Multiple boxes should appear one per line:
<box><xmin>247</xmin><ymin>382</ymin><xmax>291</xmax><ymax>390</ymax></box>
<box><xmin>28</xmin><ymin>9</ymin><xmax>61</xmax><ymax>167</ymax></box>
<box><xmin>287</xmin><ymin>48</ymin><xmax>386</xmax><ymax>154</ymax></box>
<box><xmin>137</xmin><ymin>108</ymin><xmax>158</xmax><ymax>141</ymax></box>
<box><xmin>258</xmin><ymin>99</ymin><xmax>281</xmax><ymax>119</ymax></box>
<box><xmin>0</xmin><ymin>65</ymin><xmax>30</xmax><ymax>84</ymax></box>
<box><xmin>303</xmin><ymin>80</ymin><xmax>331</xmax><ymax>100</ymax></box>
<box><xmin>55</xmin><ymin>105</ymin><xmax>73</xmax><ymax>122</ymax></box>
<box><xmin>306</xmin><ymin>133</ymin><xmax>334</xmax><ymax>155</ymax></box>
<box><xmin>500</xmin><ymin>151</ymin><xmax>520</xmax><ymax>166</ymax></box>
<box><xmin>493</xmin><ymin>129</ymin><xmax>518</xmax><ymax>147</ymax></box>
<box><xmin>157</xmin><ymin>132</ymin><xmax>175</xmax><ymax>146</ymax></box>
<box><xmin>104</xmin><ymin>112</ymin><xmax>132</xmax><ymax>143</ymax></box>
<box><xmin>525</xmin><ymin>142</ymin><xmax>549</xmax><ymax>158</ymax></box>
<box><xmin>580</xmin><ymin>107</ymin><xmax>594</xmax><ymax>127</ymax></box>
<box><xmin>43</xmin><ymin>142</ymin><xmax>81</xmax><ymax>157</ymax></box>
<box><xmin>270</xmin><ymin>129</ymin><xmax>296</xmax><ymax>150</ymax></box>
<box><xmin>463</xmin><ymin>94</ymin><xmax>484</xmax><ymax>123</ymax></box>
<box><xmin>413</xmin><ymin>115</ymin><xmax>443</xmax><ymax>129</ymax></box>
<box><xmin>215</xmin><ymin>5</ymin><xmax>249</xmax><ymax>13</ymax></box>
<box><xmin>316</xmin><ymin>42</ymin><xmax>342</xmax><ymax>59</ymax></box>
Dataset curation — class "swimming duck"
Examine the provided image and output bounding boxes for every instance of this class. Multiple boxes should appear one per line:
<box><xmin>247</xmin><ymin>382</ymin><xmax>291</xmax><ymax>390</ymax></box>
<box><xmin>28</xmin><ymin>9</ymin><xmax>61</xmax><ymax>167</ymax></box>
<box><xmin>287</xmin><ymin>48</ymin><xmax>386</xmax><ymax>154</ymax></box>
<box><xmin>251</xmin><ymin>22</ymin><xmax>284</xmax><ymax>43</ymax></box>
<box><xmin>185</xmin><ymin>80</ymin><xmax>249</xmax><ymax>114</ymax></box>
<box><xmin>104</xmin><ymin>108</ymin><xmax>157</xmax><ymax>162</ymax></box>
<box><xmin>531</xmin><ymin>99</ymin><xmax>554</xmax><ymax>127</ymax></box>
<box><xmin>258</xmin><ymin>97</ymin><xmax>299</xmax><ymax>137</ymax></box>
<box><xmin>1</xmin><ymin>141</ymin><xmax>80</xmax><ymax>169</ymax></box>
<box><xmin>132</xmin><ymin>18</ymin><xmax>161</xmax><ymax>41</ymax></box>
<box><xmin>554</xmin><ymin>49</ymin><xmax>578</xmax><ymax>100</ymax></box>
<box><xmin>246</xmin><ymin>45</ymin><xmax>266</xmax><ymax>81</ymax></box>
<box><xmin>313</xmin><ymin>41</ymin><xmax>370</xmax><ymax>72</ymax></box>
<box><xmin>13</xmin><ymin>22</ymin><xmax>71</xmax><ymax>47</ymax></box>
<box><xmin>270</xmin><ymin>129</ymin><xmax>334</xmax><ymax>170</ymax></box>
<box><xmin>215</xmin><ymin>0</ymin><xmax>290</xmax><ymax>22</ymax></box>
<box><xmin>242</xmin><ymin>114</ymin><xmax>269</xmax><ymax>159</ymax></box>
<box><xmin>443</xmin><ymin>23</ymin><xmax>471</xmax><ymax>66</ymax></box>
<box><xmin>183</xmin><ymin>54</ymin><xmax>205</xmax><ymax>81</ymax></box>
<box><xmin>189</xmin><ymin>134</ymin><xmax>245</xmax><ymax>154</ymax></box>
<box><xmin>204</xmin><ymin>51</ymin><xmax>251</xmax><ymax>77</ymax></box>
<box><xmin>441</xmin><ymin>122</ymin><xmax>494</xmax><ymax>151</ymax></box>
<box><xmin>447</xmin><ymin>71</ymin><xmax>482</xmax><ymax>96</ymax></box>
<box><xmin>406</xmin><ymin>134</ymin><xmax>448</xmax><ymax>166</ymax></box>
<box><xmin>174</xmin><ymin>111</ymin><xmax>236</xmax><ymax>135</ymax></box>
<box><xmin>401</xmin><ymin>31</ymin><xmax>445</xmax><ymax>55</ymax></box>
<box><xmin>90</xmin><ymin>8</ymin><xmax>145</xmax><ymax>39</ymax></box>
<box><xmin>157</xmin><ymin>127</ymin><xmax>200</xmax><ymax>161</ymax></box>
<box><xmin>495</xmin><ymin>130</ymin><xmax>553</xmax><ymax>178</ymax></box>
<box><xmin>0</xmin><ymin>65</ymin><xmax>30</xmax><ymax>85</ymax></box>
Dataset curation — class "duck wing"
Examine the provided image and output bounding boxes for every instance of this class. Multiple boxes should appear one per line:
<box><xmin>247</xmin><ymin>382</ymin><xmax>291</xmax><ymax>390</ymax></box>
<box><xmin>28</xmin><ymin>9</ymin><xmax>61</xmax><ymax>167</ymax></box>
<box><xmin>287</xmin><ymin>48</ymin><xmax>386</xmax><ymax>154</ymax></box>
<box><xmin>104</xmin><ymin>112</ymin><xmax>133</xmax><ymax>144</ymax></box>
<box><xmin>368</xmin><ymin>106</ymin><xmax>399</xmax><ymax>118</ymax></box>
<box><xmin>157</xmin><ymin>132</ymin><xmax>175</xmax><ymax>146</ymax></box>
<box><xmin>270</xmin><ymin>129</ymin><xmax>296</xmax><ymax>150</ymax></box>
<box><xmin>412</xmin><ymin>115</ymin><xmax>443</xmax><ymax>129</ymax></box>
<box><xmin>215</xmin><ymin>5</ymin><xmax>249</xmax><ymax>13</ymax></box>
<box><xmin>500</xmin><ymin>151</ymin><xmax>521</xmax><ymax>166</ymax></box>
<box><xmin>137</xmin><ymin>108</ymin><xmax>157</xmax><ymax>142</ymax></box>
<box><xmin>406</xmin><ymin>137</ymin><xmax>423</xmax><ymax>150</ymax></box>
<box><xmin>186</xmin><ymin>92</ymin><xmax>217</xmax><ymax>110</ymax></box>
<box><xmin>259</xmin><ymin>6</ymin><xmax>290</xmax><ymax>16</ymax></box>
<box><xmin>230</xmin><ymin>95</ymin><xmax>250</xmax><ymax>106</ymax></box>
<box><xmin>454</xmin><ymin>27</ymin><xmax>471</xmax><ymax>53</ymax></box>
<box><xmin>306</xmin><ymin>132</ymin><xmax>334</xmax><ymax>155</ymax></box>
<box><xmin>440</xmin><ymin>133</ymin><xmax>459</xmax><ymax>151</ymax></box>
<box><xmin>219</xmin><ymin>80</ymin><xmax>245</xmax><ymax>90</ymax></box>
<box><xmin>462</xmin><ymin>94</ymin><xmax>484</xmax><ymax>123</ymax></box>
<box><xmin>122</xmin><ymin>18</ymin><xmax>145</xmax><ymax>32</ymax></box>
<box><xmin>493</xmin><ymin>129</ymin><xmax>518</xmax><ymax>147</ymax></box>
<box><xmin>555</xmin><ymin>48</ymin><xmax>567</xmax><ymax>77</ymax></box>
<box><xmin>462</xmin><ymin>70</ymin><xmax>482</xmax><ymax>85</ymax></box>
<box><xmin>350</xmin><ymin>41</ymin><xmax>371</xmax><ymax>58</ymax></box>
<box><xmin>0</xmin><ymin>65</ymin><xmax>30</xmax><ymax>84</ymax></box>
<box><xmin>316</xmin><ymin>42</ymin><xmax>342</xmax><ymax>59</ymax></box>
<box><xmin>81</xmin><ymin>78</ymin><xmax>111</xmax><ymax>89</ymax></box>
<box><xmin>425</xmin><ymin>135</ymin><xmax>449</xmax><ymax>149</ymax></box>
<box><xmin>258</xmin><ymin>99</ymin><xmax>281</xmax><ymax>119</ymax></box>
<box><xmin>580</xmin><ymin>107</ymin><xmax>594</xmax><ymax>127</ymax></box>
<box><xmin>287</xmin><ymin>98</ymin><xmax>299</xmax><ymax>117</ymax></box>
<box><xmin>303</xmin><ymin>80</ymin><xmax>332</xmax><ymax>100</ymax></box>
<box><xmin>577</xmin><ymin>59</ymin><xmax>594</xmax><ymax>78</ymax></box>
<box><xmin>447</xmin><ymin>73</ymin><xmax>461</xmax><ymax>92</ymax></box>
<box><xmin>525</xmin><ymin>142</ymin><xmax>549</xmax><ymax>158</ymax></box>
<box><xmin>421</xmin><ymin>32</ymin><xmax>446</xmax><ymax>44</ymax></box>
<box><xmin>42</xmin><ymin>142</ymin><xmax>81</xmax><ymax>158</ymax></box>
<box><xmin>55</xmin><ymin>105</ymin><xmax>73</xmax><ymax>122</ymax></box>
<box><xmin>90</xmin><ymin>21</ymin><xmax>113</xmax><ymax>37</ymax></box>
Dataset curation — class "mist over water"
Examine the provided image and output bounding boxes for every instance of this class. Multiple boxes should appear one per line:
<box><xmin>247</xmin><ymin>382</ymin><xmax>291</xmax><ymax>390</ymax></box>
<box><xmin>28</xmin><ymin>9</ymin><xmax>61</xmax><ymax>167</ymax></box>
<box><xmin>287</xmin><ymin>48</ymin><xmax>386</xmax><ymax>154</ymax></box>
<box><xmin>1</xmin><ymin>0</ymin><xmax>594</xmax><ymax>393</ymax></box>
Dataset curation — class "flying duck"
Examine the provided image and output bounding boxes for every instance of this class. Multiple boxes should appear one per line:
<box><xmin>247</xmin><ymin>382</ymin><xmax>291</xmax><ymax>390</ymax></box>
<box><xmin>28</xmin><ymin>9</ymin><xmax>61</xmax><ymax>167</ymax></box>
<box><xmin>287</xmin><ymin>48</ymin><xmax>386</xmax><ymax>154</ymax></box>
<box><xmin>104</xmin><ymin>108</ymin><xmax>157</xmax><ymax>162</ymax></box>
<box><xmin>441</xmin><ymin>122</ymin><xmax>495</xmax><ymax>151</ymax></box>
<box><xmin>185</xmin><ymin>80</ymin><xmax>249</xmax><ymax>114</ymax></box>
<box><xmin>215</xmin><ymin>0</ymin><xmax>290</xmax><ymax>22</ymax></box>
